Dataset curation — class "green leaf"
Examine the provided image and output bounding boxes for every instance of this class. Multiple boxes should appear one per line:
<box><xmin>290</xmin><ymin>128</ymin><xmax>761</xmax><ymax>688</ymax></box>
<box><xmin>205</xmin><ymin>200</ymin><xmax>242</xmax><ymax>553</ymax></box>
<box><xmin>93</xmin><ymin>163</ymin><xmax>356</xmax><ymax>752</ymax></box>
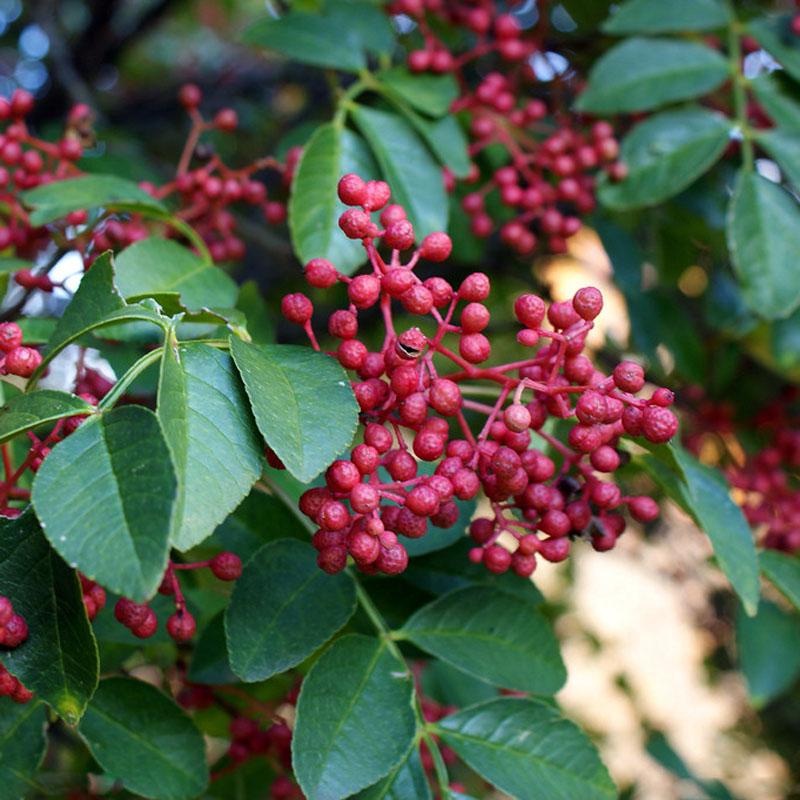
<box><xmin>32</xmin><ymin>406</ymin><xmax>178</xmax><ymax>602</ymax></box>
<box><xmin>187</xmin><ymin>611</ymin><xmax>237</xmax><ymax>685</ymax></box>
<box><xmin>748</xmin><ymin>15</ymin><xmax>800</xmax><ymax>85</ymax></box>
<box><xmin>575</xmin><ymin>37</ymin><xmax>729</xmax><ymax>113</ymax></box>
<box><xmin>225</xmin><ymin>539</ymin><xmax>356</xmax><ymax>682</ymax></box>
<box><xmin>292</xmin><ymin>634</ymin><xmax>417</xmax><ymax>800</ymax></box>
<box><xmin>229</xmin><ymin>338</ymin><xmax>359</xmax><ymax>483</ymax></box>
<box><xmin>353</xmin><ymin>746</ymin><xmax>431</xmax><ymax>800</ymax></box>
<box><xmin>771</xmin><ymin>307</ymin><xmax>800</xmax><ymax>371</ymax></box>
<box><xmin>157</xmin><ymin>341</ymin><xmax>263</xmax><ymax>551</ymax></box>
<box><xmin>0</xmin><ymin>512</ymin><xmax>98</xmax><ymax>723</ymax></box>
<box><xmin>433</xmin><ymin>697</ymin><xmax>617</xmax><ymax>800</ymax></box>
<box><xmin>756</xmin><ymin>128</ymin><xmax>800</xmax><ymax>191</ymax></box>
<box><xmin>77</xmin><ymin>676</ymin><xmax>209</xmax><ymax>800</ymax></box>
<box><xmin>378</xmin><ymin>67</ymin><xmax>459</xmax><ymax>117</ymax></box>
<box><xmin>237</xmin><ymin>281</ymin><xmax>274</xmax><ymax>344</ymax></box>
<box><xmin>0</xmin><ymin>389</ymin><xmax>96</xmax><ymax>445</ymax></box>
<box><xmin>289</xmin><ymin>123</ymin><xmax>377</xmax><ymax>275</ymax></box>
<box><xmin>398</xmin><ymin>585</ymin><xmax>565</xmax><ymax>695</ymax></box>
<box><xmin>398</xmin><ymin>108</ymin><xmax>472</xmax><ymax>179</ymax></box>
<box><xmin>421</xmin><ymin>659</ymin><xmax>498</xmax><ymax>709</ymax></box>
<box><xmin>351</xmin><ymin>103</ymin><xmax>449</xmax><ymax>237</ymax></box>
<box><xmin>750</xmin><ymin>73</ymin><xmax>800</xmax><ymax>130</ymax></box>
<box><xmin>759</xmin><ymin>549</ymin><xmax>800</xmax><ymax>612</ymax></box>
<box><xmin>114</xmin><ymin>238</ymin><xmax>237</xmax><ymax>310</ymax></box>
<box><xmin>735</xmin><ymin>599</ymin><xmax>800</xmax><ymax>707</ymax></box>
<box><xmin>602</xmin><ymin>0</ymin><xmax>730</xmax><ymax>34</ymax></box>
<box><xmin>598</xmin><ymin>109</ymin><xmax>730</xmax><ymax>210</ymax></box>
<box><xmin>242</xmin><ymin>13</ymin><xmax>366</xmax><ymax>72</ymax></box>
<box><xmin>0</xmin><ymin>699</ymin><xmax>47</xmax><ymax>800</ymax></box>
<box><xmin>726</xmin><ymin>170</ymin><xmax>800</xmax><ymax>320</ymax></box>
<box><xmin>326</xmin><ymin>0</ymin><xmax>395</xmax><ymax>56</ymax></box>
<box><xmin>21</xmin><ymin>175</ymin><xmax>166</xmax><ymax>226</ymax></box>
<box><xmin>640</xmin><ymin>445</ymin><xmax>759</xmax><ymax>616</ymax></box>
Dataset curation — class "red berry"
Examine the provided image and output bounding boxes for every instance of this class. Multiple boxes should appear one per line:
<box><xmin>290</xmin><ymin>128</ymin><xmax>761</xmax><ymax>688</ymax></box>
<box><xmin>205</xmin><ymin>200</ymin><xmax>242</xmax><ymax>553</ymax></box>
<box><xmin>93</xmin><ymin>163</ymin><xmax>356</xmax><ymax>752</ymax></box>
<box><xmin>179</xmin><ymin>84</ymin><xmax>202</xmax><ymax>108</ymax></box>
<box><xmin>214</xmin><ymin>108</ymin><xmax>238</xmax><ymax>131</ymax></box>
<box><xmin>459</xmin><ymin>272</ymin><xmax>490</xmax><ymax>302</ymax></box>
<box><xmin>419</xmin><ymin>232</ymin><xmax>452</xmax><ymax>262</ymax></box>
<box><xmin>483</xmin><ymin>545</ymin><xmax>511</xmax><ymax>574</ymax></box>
<box><xmin>339</xmin><ymin>208</ymin><xmax>373</xmax><ymax>239</ymax></box>
<box><xmin>572</xmin><ymin>287</ymin><xmax>603</xmax><ymax>321</ymax></box>
<box><xmin>328</xmin><ymin>309</ymin><xmax>358</xmax><ymax>339</ymax></box>
<box><xmin>377</xmin><ymin>543</ymin><xmax>408</xmax><ymax>575</ymax></box>
<box><xmin>641</xmin><ymin>406</ymin><xmax>679</xmax><ymax>444</ymax></box>
<box><xmin>132</xmin><ymin>608</ymin><xmax>158</xmax><ymax>638</ymax></box>
<box><xmin>211</xmin><ymin>552</ymin><xmax>243</xmax><ymax>581</ymax></box>
<box><xmin>613</xmin><ymin>362</ymin><xmax>645</xmax><ymax>393</ymax></box>
<box><xmin>0</xmin><ymin>596</ymin><xmax>12</xmax><ymax>626</ymax></box>
<box><xmin>384</xmin><ymin>219</ymin><xmax>415</xmax><ymax>250</ymax></box>
<box><xmin>363</xmin><ymin>181</ymin><xmax>391</xmax><ymax>211</ymax></box>
<box><xmin>326</xmin><ymin>460</ymin><xmax>361</xmax><ymax>492</ymax></box>
<box><xmin>0</xmin><ymin>322</ymin><xmax>22</xmax><ymax>353</ymax></box>
<box><xmin>338</xmin><ymin>174</ymin><xmax>366</xmax><ymax>206</ymax></box>
<box><xmin>459</xmin><ymin>333</ymin><xmax>491</xmax><ymax>364</ymax></box>
<box><xmin>348</xmin><ymin>274</ymin><xmax>382</xmax><ymax>308</ymax></box>
<box><xmin>281</xmin><ymin>293</ymin><xmax>313</xmax><ymax>324</ymax></box>
<box><xmin>167</xmin><ymin>611</ymin><xmax>196</xmax><ymax>642</ymax></box>
<box><xmin>460</xmin><ymin>303</ymin><xmax>490</xmax><ymax>333</ymax></box>
<box><xmin>514</xmin><ymin>294</ymin><xmax>546</xmax><ymax>329</ymax></box>
<box><xmin>401</xmin><ymin>284</ymin><xmax>434</xmax><ymax>315</ymax></box>
<box><xmin>4</xmin><ymin>346</ymin><xmax>41</xmax><ymax>378</ymax></box>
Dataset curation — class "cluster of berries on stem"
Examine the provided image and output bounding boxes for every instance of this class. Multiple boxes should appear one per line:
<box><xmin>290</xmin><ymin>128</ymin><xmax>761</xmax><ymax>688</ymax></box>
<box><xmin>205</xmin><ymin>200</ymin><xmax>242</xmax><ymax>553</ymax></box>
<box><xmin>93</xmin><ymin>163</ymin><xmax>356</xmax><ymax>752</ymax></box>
<box><xmin>0</xmin><ymin>594</ymin><xmax>31</xmax><ymax>703</ymax></box>
<box><xmin>281</xmin><ymin>173</ymin><xmax>678</xmax><ymax>578</ymax></box>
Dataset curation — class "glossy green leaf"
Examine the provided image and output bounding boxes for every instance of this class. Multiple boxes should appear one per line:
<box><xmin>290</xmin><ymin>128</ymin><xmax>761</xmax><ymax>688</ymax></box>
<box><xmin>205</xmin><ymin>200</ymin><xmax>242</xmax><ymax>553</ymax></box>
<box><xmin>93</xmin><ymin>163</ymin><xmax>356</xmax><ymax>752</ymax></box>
<box><xmin>0</xmin><ymin>389</ymin><xmax>96</xmax><ymax>445</ymax></box>
<box><xmin>0</xmin><ymin>699</ymin><xmax>47</xmax><ymax>800</ymax></box>
<box><xmin>576</xmin><ymin>37</ymin><xmax>729</xmax><ymax>113</ymax></box>
<box><xmin>378</xmin><ymin>67</ymin><xmax>459</xmax><ymax>117</ymax></box>
<box><xmin>32</xmin><ymin>406</ymin><xmax>178</xmax><ymax>602</ymax></box>
<box><xmin>114</xmin><ymin>238</ymin><xmax>237</xmax><ymax>310</ymax></box>
<box><xmin>421</xmin><ymin>659</ymin><xmax>498</xmax><ymax>709</ymax></box>
<box><xmin>327</xmin><ymin>1</ymin><xmax>395</xmax><ymax>56</ymax></box>
<box><xmin>157</xmin><ymin>341</ymin><xmax>263</xmax><ymax>551</ymax></box>
<box><xmin>735</xmin><ymin>600</ymin><xmax>800</xmax><ymax>707</ymax></box>
<box><xmin>759</xmin><ymin>549</ymin><xmax>800</xmax><ymax>612</ymax></box>
<box><xmin>749</xmin><ymin>15</ymin><xmax>800</xmax><ymax>85</ymax></box>
<box><xmin>598</xmin><ymin>109</ymin><xmax>730</xmax><ymax>210</ymax></box>
<box><xmin>354</xmin><ymin>746</ymin><xmax>431</xmax><ymax>800</ymax></box>
<box><xmin>756</xmin><ymin>128</ymin><xmax>800</xmax><ymax>191</ymax></box>
<box><xmin>433</xmin><ymin>697</ymin><xmax>616</xmax><ymax>800</ymax></box>
<box><xmin>78</xmin><ymin>676</ymin><xmax>209</xmax><ymax>800</ymax></box>
<box><xmin>289</xmin><ymin>123</ymin><xmax>377</xmax><ymax>275</ymax></box>
<box><xmin>242</xmin><ymin>13</ymin><xmax>366</xmax><ymax>72</ymax></box>
<box><xmin>351</xmin><ymin>103</ymin><xmax>448</xmax><ymax>237</ymax></box>
<box><xmin>640</xmin><ymin>445</ymin><xmax>759</xmax><ymax>616</ymax></box>
<box><xmin>21</xmin><ymin>174</ymin><xmax>166</xmax><ymax>226</ymax></box>
<box><xmin>225</xmin><ymin>539</ymin><xmax>356</xmax><ymax>682</ymax></box>
<box><xmin>399</xmin><ymin>108</ymin><xmax>472</xmax><ymax>179</ymax></box>
<box><xmin>187</xmin><ymin>611</ymin><xmax>237</xmax><ymax>685</ymax></box>
<box><xmin>229</xmin><ymin>338</ymin><xmax>359</xmax><ymax>483</ymax></box>
<box><xmin>750</xmin><ymin>73</ymin><xmax>800</xmax><ymax>130</ymax></box>
<box><xmin>726</xmin><ymin>170</ymin><xmax>800</xmax><ymax>320</ymax></box>
<box><xmin>292</xmin><ymin>635</ymin><xmax>417</xmax><ymax>800</ymax></box>
<box><xmin>399</xmin><ymin>585</ymin><xmax>565</xmax><ymax>695</ymax></box>
<box><xmin>0</xmin><ymin>512</ymin><xmax>98</xmax><ymax>723</ymax></box>
<box><xmin>602</xmin><ymin>0</ymin><xmax>730</xmax><ymax>33</ymax></box>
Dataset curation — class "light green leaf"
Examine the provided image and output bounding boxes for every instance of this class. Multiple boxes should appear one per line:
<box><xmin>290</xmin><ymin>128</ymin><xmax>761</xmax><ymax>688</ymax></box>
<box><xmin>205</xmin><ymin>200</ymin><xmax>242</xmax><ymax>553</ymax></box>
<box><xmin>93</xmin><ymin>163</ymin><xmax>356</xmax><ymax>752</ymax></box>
<box><xmin>292</xmin><ymin>635</ymin><xmax>417</xmax><ymax>800</ymax></box>
<box><xmin>598</xmin><ymin>108</ymin><xmax>730</xmax><ymax>209</ymax></box>
<box><xmin>0</xmin><ymin>512</ymin><xmax>98</xmax><ymax>723</ymax></box>
<box><xmin>756</xmin><ymin>128</ymin><xmax>800</xmax><ymax>191</ymax></box>
<box><xmin>759</xmin><ymin>549</ymin><xmax>800</xmax><ymax>612</ymax></box>
<box><xmin>157</xmin><ymin>341</ymin><xmax>263</xmax><ymax>551</ymax></box>
<box><xmin>398</xmin><ymin>585</ymin><xmax>565</xmax><ymax>694</ymax></box>
<box><xmin>0</xmin><ymin>699</ymin><xmax>47</xmax><ymax>800</ymax></box>
<box><xmin>576</xmin><ymin>37</ymin><xmax>729</xmax><ymax>113</ymax></box>
<box><xmin>229</xmin><ymin>338</ymin><xmax>358</xmax><ymax>483</ymax></box>
<box><xmin>378</xmin><ymin>67</ymin><xmax>459</xmax><ymax>117</ymax></box>
<box><xmin>225</xmin><ymin>539</ymin><xmax>356</xmax><ymax>682</ymax></box>
<box><xmin>602</xmin><ymin>0</ymin><xmax>730</xmax><ymax>34</ymax></box>
<box><xmin>289</xmin><ymin>123</ymin><xmax>377</xmax><ymax>275</ymax></box>
<box><xmin>433</xmin><ymin>697</ymin><xmax>617</xmax><ymax>800</ymax></box>
<box><xmin>750</xmin><ymin>73</ymin><xmax>800</xmax><ymax>130</ymax></box>
<box><xmin>78</xmin><ymin>676</ymin><xmax>209</xmax><ymax>800</ymax></box>
<box><xmin>32</xmin><ymin>406</ymin><xmax>178</xmax><ymax>602</ymax></box>
<box><xmin>0</xmin><ymin>390</ymin><xmax>96</xmax><ymax>445</ymax></box>
<box><xmin>21</xmin><ymin>175</ymin><xmax>166</xmax><ymax>226</ymax></box>
<box><xmin>726</xmin><ymin>169</ymin><xmax>800</xmax><ymax>320</ymax></box>
<box><xmin>351</xmin><ymin>103</ymin><xmax>449</xmax><ymax>237</ymax></box>
<box><xmin>748</xmin><ymin>15</ymin><xmax>800</xmax><ymax>85</ymax></box>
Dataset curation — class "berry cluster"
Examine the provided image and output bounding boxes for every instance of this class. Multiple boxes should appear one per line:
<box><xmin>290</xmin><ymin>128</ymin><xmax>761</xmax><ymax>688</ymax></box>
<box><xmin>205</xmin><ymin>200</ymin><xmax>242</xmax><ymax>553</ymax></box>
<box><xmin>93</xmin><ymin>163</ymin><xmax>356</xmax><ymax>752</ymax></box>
<box><xmin>0</xmin><ymin>594</ymin><xmax>32</xmax><ymax>704</ymax></box>
<box><xmin>386</xmin><ymin>1</ymin><xmax>626</xmax><ymax>254</ymax></box>
<box><xmin>282</xmin><ymin>174</ymin><xmax>677</xmax><ymax>578</ymax></box>
<box><xmin>113</xmin><ymin>553</ymin><xmax>242</xmax><ymax>642</ymax></box>
<box><xmin>0</xmin><ymin>320</ymin><xmax>42</xmax><ymax>378</ymax></box>
<box><xmin>78</xmin><ymin>574</ymin><xmax>106</xmax><ymax>621</ymax></box>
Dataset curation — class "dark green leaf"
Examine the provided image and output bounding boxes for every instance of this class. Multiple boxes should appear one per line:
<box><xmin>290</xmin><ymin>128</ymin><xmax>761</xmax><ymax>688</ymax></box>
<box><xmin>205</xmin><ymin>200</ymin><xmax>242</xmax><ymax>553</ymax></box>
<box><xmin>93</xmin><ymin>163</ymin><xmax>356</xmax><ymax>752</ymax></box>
<box><xmin>736</xmin><ymin>599</ymin><xmax>800</xmax><ymax>707</ymax></box>
<box><xmin>378</xmin><ymin>67</ymin><xmax>459</xmax><ymax>117</ymax></box>
<box><xmin>750</xmin><ymin>73</ymin><xmax>800</xmax><ymax>130</ymax></box>
<box><xmin>292</xmin><ymin>635</ymin><xmax>417</xmax><ymax>800</ymax></box>
<box><xmin>756</xmin><ymin>128</ymin><xmax>800</xmax><ymax>191</ymax></box>
<box><xmin>289</xmin><ymin>123</ymin><xmax>377</xmax><ymax>275</ymax></box>
<box><xmin>187</xmin><ymin>611</ymin><xmax>237</xmax><ymax>685</ymax></box>
<box><xmin>0</xmin><ymin>699</ymin><xmax>47</xmax><ymax>800</ymax></box>
<box><xmin>351</xmin><ymin>103</ymin><xmax>449</xmax><ymax>237</ymax></box>
<box><xmin>237</xmin><ymin>281</ymin><xmax>274</xmax><ymax>344</ymax></box>
<box><xmin>32</xmin><ymin>406</ymin><xmax>178</xmax><ymax>602</ymax></box>
<box><xmin>421</xmin><ymin>658</ymin><xmax>498</xmax><ymax>709</ymax></box>
<box><xmin>157</xmin><ymin>341</ymin><xmax>263</xmax><ymax>551</ymax></box>
<box><xmin>225</xmin><ymin>539</ymin><xmax>356</xmax><ymax>682</ymax></box>
<box><xmin>433</xmin><ymin>697</ymin><xmax>617</xmax><ymax>800</ymax></box>
<box><xmin>576</xmin><ymin>38</ymin><xmax>729</xmax><ymax>113</ymax></box>
<box><xmin>354</xmin><ymin>746</ymin><xmax>431</xmax><ymax>800</ymax></box>
<box><xmin>0</xmin><ymin>512</ymin><xmax>98</xmax><ymax>723</ymax></box>
<box><xmin>399</xmin><ymin>585</ymin><xmax>564</xmax><ymax>694</ymax></box>
<box><xmin>0</xmin><ymin>390</ymin><xmax>96</xmax><ymax>445</ymax></box>
<box><xmin>598</xmin><ymin>109</ymin><xmax>730</xmax><ymax>210</ymax></box>
<box><xmin>21</xmin><ymin>175</ymin><xmax>166</xmax><ymax>226</ymax></box>
<box><xmin>771</xmin><ymin>307</ymin><xmax>800</xmax><ymax>371</ymax></box>
<box><xmin>748</xmin><ymin>15</ymin><xmax>800</xmax><ymax>85</ymax></box>
<box><xmin>229</xmin><ymin>338</ymin><xmax>359</xmax><ymax>483</ymax></box>
<box><xmin>602</xmin><ymin>0</ymin><xmax>730</xmax><ymax>34</ymax></box>
<box><xmin>726</xmin><ymin>170</ymin><xmax>800</xmax><ymax>320</ymax></box>
<box><xmin>78</xmin><ymin>676</ymin><xmax>209</xmax><ymax>800</ymax></box>
<box><xmin>399</xmin><ymin>109</ymin><xmax>472</xmax><ymax>179</ymax></box>
<box><xmin>760</xmin><ymin>549</ymin><xmax>800</xmax><ymax>612</ymax></box>
<box><xmin>242</xmin><ymin>13</ymin><xmax>365</xmax><ymax>72</ymax></box>
<box><xmin>114</xmin><ymin>238</ymin><xmax>237</xmax><ymax>310</ymax></box>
